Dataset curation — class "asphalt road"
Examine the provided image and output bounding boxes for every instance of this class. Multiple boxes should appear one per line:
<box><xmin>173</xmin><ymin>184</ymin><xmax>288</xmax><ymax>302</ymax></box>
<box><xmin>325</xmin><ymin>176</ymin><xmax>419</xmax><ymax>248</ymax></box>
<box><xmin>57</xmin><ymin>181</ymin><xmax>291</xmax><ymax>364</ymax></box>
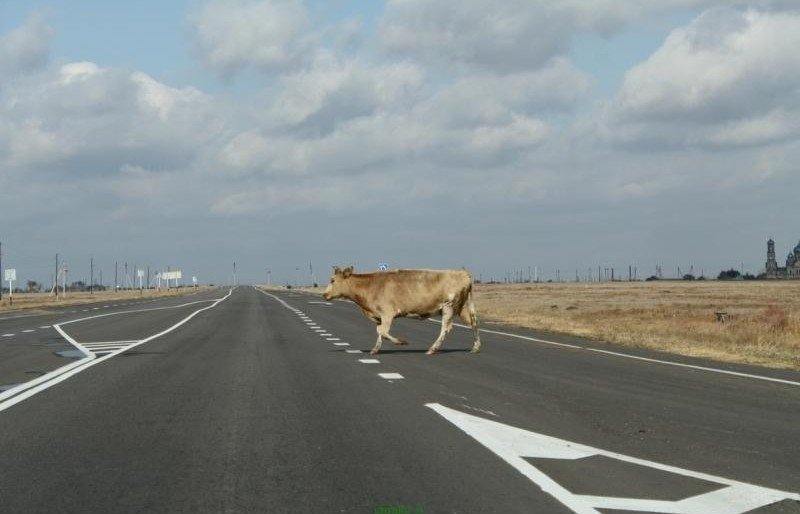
<box><xmin>0</xmin><ymin>286</ymin><xmax>798</xmax><ymax>513</ymax></box>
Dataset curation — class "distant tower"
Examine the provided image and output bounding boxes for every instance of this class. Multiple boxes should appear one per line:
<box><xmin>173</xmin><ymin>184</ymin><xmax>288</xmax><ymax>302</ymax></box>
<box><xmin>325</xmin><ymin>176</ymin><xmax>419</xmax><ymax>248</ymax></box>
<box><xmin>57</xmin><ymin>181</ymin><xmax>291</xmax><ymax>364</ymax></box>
<box><xmin>766</xmin><ymin>238</ymin><xmax>778</xmax><ymax>277</ymax></box>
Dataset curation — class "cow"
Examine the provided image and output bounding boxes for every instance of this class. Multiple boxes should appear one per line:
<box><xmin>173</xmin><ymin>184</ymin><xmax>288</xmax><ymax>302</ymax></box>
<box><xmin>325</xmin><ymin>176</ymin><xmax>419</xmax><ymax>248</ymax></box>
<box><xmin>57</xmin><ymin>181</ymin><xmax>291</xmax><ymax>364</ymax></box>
<box><xmin>322</xmin><ymin>266</ymin><xmax>481</xmax><ymax>355</ymax></box>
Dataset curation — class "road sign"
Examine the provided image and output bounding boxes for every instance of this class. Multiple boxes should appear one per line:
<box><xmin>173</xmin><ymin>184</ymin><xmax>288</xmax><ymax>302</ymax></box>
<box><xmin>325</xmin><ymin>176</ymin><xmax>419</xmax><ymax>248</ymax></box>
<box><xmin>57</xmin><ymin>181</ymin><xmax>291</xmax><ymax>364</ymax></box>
<box><xmin>192</xmin><ymin>276</ymin><xmax>197</xmax><ymax>285</ymax></box>
<box><xmin>4</xmin><ymin>269</ymin><xmax>16</xmax><ymax>282</ymax></box>
<box><xmin>378</xmin><ymin>263</ymin><xmax>389</xmax><ymax>271</ymax></box>
<box><xmin>137</xmin><ymin>270</ymin><xmax>144</xmax><ymax>278</ymax></box>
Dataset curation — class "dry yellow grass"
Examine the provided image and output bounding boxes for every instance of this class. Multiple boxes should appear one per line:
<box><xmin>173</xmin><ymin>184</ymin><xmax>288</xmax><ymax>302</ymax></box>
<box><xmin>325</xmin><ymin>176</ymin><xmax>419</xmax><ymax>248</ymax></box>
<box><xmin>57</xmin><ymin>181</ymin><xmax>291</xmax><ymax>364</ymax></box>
<box><xmin>475</xmin><ymin>281</ymin><xmax>800</xmax><ymax>370</ymax></box>
<box><xmin>0</xmin><ymin>287</ymin><xmax>214</xmax><ymax>313</ymax></box>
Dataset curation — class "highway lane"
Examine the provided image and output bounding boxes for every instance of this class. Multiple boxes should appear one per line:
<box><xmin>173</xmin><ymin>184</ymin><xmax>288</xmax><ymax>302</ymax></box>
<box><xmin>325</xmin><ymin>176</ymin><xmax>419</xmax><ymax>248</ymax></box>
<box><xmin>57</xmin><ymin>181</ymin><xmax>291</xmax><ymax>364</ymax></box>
<box><xmin>0</xmin><ymin>286</ymin><xmax>798</xmax><ymax>513</ymax></box>
<box><xmin>0</xmin><ymin>288</ymin><xmax>224</xmax><ymax>389</ymax></box>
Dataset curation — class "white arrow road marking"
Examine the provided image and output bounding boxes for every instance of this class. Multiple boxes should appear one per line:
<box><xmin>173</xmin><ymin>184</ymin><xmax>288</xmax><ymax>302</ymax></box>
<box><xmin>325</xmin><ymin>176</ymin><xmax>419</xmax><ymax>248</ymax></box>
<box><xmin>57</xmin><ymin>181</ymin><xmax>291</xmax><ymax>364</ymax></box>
<box><xmin>427</xmin><ymin>403</ymin><xmax>800</xmax><ymax>514</ymax></box>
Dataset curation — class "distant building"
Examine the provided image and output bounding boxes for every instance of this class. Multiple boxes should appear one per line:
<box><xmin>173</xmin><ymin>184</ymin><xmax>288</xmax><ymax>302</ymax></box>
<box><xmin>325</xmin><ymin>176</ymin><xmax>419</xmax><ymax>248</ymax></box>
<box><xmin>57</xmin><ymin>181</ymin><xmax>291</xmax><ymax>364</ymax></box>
<box><xmin>765</xmin><ymin>238</ymin><xmax>800</xmax><ymax>279</ymax></box>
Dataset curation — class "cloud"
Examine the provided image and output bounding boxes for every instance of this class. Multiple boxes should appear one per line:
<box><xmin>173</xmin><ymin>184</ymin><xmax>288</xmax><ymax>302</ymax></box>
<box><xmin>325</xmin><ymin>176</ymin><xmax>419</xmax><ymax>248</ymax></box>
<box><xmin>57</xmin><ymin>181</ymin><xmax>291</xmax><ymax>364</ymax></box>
<box><xmin>380</xmin><ymin>0</ymin><xmax>574</xmax><ymax>73</ymax></box>
<box><xmin>267</xmin><ymin>51</ymin><xmax>426</xmax><ymax>133</ymax></box>
<box><xmin>0</xmin><ymin>12</ymin><xmax>53</xmax><ymax>77</ymax></box>
<box><xmin>377</xmin><ymin>0</ymin><xmax>769</xmax><ymax>74</ymax></box>
<box><xmin>0</xmin><ymin>61</ymin><xmax>222</xmax><ymax>174</ymax></box>
<box><xmin>605</xmin><ymin>8</ymin><xmax>800</xmax><ymax>148</ymax></box>
<box><xmin>189</xmin><ymin>0</ymin><xmax>312</xmax><ymax>75</ymax></box>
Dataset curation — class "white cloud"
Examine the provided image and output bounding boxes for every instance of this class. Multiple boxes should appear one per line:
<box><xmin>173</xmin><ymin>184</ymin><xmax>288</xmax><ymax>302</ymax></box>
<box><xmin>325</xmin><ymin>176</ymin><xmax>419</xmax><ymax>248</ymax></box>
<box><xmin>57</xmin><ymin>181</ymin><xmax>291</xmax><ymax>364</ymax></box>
<box><xmin>0</xmin><ymin>62</ymin><xmax>222</xmax><ymax>172</ymax></box>
<box><xmin>606</xmin><ymin>8</ymin><xmax>800</xmax><ymax>148</ymax></box>
<box><xmin>380</xmin><ymin>0</ymin><xmax>573</xmax><ymax>73</ymax></box>
<box><xmin>268</xmin><ymin>51</ymin><xmax>426</xmax><ymax>130</ymax></box>
<box><xmin>0</xmin><ymin>12</ymin><xmax>53</xmax><ymax>77</ymax></box>
<box><xmin>189</xmin><ymin>0</ymin><xmax>312</xmax><ymax>74</ymax></box>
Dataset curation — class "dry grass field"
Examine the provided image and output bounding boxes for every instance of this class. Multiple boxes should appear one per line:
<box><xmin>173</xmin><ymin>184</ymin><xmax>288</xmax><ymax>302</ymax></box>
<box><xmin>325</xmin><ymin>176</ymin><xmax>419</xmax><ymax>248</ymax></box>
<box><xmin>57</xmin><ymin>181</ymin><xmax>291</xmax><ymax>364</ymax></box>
<box><xmin>475</xmin><ymin>281</ymin><xmax>800</xmax><ymax>370</ymax></box>
<box><xmin>0</xmin><ymin>287</ymin><xmax>214</xmax><ymax>313</ymax></box>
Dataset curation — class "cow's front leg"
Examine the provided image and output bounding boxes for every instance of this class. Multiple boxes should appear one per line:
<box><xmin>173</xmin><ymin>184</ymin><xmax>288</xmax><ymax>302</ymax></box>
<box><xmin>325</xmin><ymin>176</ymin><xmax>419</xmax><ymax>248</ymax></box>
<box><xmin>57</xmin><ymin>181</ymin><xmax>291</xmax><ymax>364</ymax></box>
<box><xmin>426</xmin><ymin>303</ymin><xmax>454</xmax><ymax>355</ymax></box>
<box><xmin>371</xmin><ymin>324</ymin><xmax>383</xmax><ymax>355</ymax></box>
<box><xmin>379</xmin><ymin>315</ymin><xmax>407</xmax><ymax>346</ymax></box>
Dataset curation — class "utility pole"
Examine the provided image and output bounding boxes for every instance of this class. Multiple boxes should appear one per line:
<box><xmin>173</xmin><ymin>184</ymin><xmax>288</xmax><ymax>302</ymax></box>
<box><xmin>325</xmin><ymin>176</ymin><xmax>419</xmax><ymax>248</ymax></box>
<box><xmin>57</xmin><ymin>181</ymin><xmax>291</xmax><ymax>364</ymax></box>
<box><xmin>295</xmin><ymin>266</ymin><xmax>299</xmax><ymax>288</ymax></box>
<box><xmin>147</xmin><ymin>266</ymin><xmax>150</xmax><ymax>290</ymax></box>
<box><xmin>55</xmin><ymin>253</ymin><xmax>59</xmax><ymax>297</ymax></box>
<box><xmin>114</xmin><ymin>261</ymin><xmax>118</xmax><ymax>291</ymax></box>
<box><xmin>90</xmin><ymin>257</ymin><xmax>94</xmax><ymax>294</ymax></box>
<box><xmin>0</xmin><ymin>240</ymin><xmax>3</xmax><ymax>301</ymax></box>
<box><xmin>233</xmin><ymin>262</ymin><xmax>237</xmax><ymax>286</ymax></box>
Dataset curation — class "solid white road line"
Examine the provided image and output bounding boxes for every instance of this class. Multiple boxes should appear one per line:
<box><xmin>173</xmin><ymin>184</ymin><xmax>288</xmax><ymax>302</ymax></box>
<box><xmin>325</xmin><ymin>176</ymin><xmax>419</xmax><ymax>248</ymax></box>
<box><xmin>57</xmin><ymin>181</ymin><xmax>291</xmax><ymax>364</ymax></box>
<box><xmin>437</xmin><ymin>319</ymin><xmax>800</xmax><ymax>388</ymax></box>
<box><xmin>0</xmin><ymin>289</ymin><xmax>234</xmax><ymax>413</ymax></box>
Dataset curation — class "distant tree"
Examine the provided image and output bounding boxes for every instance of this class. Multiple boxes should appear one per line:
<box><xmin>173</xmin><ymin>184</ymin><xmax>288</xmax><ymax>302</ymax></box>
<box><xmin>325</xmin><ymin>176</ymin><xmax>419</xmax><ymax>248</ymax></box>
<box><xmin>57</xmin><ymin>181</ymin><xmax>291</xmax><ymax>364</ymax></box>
<box><xmin>26</xmin><ymin>280</ymin><xmax>40</xmax><ymax>292</ymax></box>
<box><xmin>717</xmin><ymin>269</ymin><xmax>741</xmax><ymax>280</ymax></box>
<box><xmin>645</xmin><ymin>275</ymin><xmax>660</xmax><ymax>281</ymax></box>
<box><xmin>682</xmin><ymin>274</ymin><xmax>695</xmax><ymax>280</ymax></box>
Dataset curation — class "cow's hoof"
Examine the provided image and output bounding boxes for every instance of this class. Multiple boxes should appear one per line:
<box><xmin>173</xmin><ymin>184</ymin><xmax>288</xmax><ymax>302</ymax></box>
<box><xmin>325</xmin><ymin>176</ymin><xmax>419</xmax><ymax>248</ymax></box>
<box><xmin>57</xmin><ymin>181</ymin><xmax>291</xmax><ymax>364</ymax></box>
<box><xmin>470</xmin><ymin>347</ymin><xmax>481</xmax><ymax>354</ymax></box>
<box><xmin>425</xmin><ymin>349</ymin><xmax>437</xmax><ymax>355</ymax></box>
<box><xmin>370</xmin><ymin>349</ymin><xmax>380</xmax><ymax>355</ymax></box>
<box><xmin>393</xmin><ymin>339</ymin><xmax>408</xmax><ymax>346</ymax></box>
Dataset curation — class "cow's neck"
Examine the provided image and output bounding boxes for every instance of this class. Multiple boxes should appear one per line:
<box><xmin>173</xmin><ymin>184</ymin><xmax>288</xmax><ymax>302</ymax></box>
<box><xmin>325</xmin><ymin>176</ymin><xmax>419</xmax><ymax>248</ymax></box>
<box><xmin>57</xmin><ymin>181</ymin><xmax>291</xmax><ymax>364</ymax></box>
<box><xmin>342</xmin><ymin>275</ymin><xmax>372</xmax><ymax>309</ymax></box>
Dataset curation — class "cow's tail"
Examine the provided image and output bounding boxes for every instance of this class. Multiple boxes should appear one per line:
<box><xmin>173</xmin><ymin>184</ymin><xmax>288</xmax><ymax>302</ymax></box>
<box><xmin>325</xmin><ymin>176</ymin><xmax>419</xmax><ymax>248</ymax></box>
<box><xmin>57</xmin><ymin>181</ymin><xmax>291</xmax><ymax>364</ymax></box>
<box><xmin>460</xmin><ymin>279</ymin><xmax>481</xmax><ymax>353</ymax></box>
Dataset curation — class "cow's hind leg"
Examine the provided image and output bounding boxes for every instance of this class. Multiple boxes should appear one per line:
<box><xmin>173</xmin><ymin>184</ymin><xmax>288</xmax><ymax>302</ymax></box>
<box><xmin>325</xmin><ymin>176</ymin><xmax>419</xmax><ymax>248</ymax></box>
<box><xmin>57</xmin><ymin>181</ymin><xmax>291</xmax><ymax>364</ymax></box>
<box><xmin>461</xmin><ymin>292</ymin><xmax>481</xmax><ymax>353</ymax></box>
<box><xmin>426</xmin><ymin>303</ymin><xmax>454</xmax><ymax>355</ymax></box>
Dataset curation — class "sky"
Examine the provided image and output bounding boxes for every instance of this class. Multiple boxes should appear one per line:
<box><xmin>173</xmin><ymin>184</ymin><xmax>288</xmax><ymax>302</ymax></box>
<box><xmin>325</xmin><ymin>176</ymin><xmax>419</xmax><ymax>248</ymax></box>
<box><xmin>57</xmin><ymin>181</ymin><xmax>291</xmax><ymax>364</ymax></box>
<box><xmin>1</xmin><ymin>0</ymin><xmax>798</xmax><ymax>287</ymax></box>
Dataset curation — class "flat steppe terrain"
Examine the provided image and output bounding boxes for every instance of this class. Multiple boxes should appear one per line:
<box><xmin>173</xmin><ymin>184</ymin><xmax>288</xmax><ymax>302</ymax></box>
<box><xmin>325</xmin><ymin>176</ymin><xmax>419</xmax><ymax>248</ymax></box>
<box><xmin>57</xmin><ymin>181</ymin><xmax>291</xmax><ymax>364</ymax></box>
<box><xmin>0</xmin><ymin>287</ymin><xmax>214</xmax><ymax>313</ymax></box>
<box><xmin>475</xmin><ymin>280</ymin><xmax>800</xmax><ymax>370</ymax></box>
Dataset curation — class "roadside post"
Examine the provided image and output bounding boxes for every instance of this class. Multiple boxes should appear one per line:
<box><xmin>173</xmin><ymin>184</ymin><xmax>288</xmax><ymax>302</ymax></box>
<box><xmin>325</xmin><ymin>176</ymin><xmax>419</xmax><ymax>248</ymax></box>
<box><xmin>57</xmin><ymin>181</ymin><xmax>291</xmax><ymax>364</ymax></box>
<box><xmin>5</xmin><ymin>268</ymin><xmax>16</xmax><ymax>305</ymax></box>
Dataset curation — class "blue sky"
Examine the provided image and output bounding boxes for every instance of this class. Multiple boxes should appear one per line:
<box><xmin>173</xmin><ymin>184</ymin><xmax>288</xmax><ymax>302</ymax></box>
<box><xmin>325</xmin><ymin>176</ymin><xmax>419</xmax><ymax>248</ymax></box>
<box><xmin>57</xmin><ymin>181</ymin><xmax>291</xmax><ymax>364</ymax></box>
<box><xmin>1</xmin><ymin>1</ymin><xmax>798</xmax><ymax>286</ymax></box>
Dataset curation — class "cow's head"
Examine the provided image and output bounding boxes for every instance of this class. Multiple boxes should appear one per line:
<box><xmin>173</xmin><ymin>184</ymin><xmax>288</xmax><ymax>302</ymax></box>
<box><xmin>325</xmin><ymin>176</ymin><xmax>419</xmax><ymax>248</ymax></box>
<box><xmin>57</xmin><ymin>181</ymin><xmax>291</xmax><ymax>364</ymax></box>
<box><xmin>322</xmin><ymin>266</ymin><xmax>353</xmax><ymax>300</ymax></box>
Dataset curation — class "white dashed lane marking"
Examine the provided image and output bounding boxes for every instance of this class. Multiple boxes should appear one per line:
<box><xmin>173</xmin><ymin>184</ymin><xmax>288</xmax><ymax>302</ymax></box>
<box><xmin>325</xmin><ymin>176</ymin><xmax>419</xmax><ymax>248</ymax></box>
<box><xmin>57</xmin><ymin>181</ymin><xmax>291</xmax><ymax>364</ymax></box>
<box><xmin>39</xmin><ymin>326</ymin><xmax>51</xmax><ymax>329</ymax></box>
<box><xmin>22</xmin><ymin>330</ymin><xmax>34</xmax><ymax>333</ymax></box>
<box><xmin>326</xmin><ymin>337</ymin><xmax>341</xmax><ymax>341</ymax></box>
<box><xmin>333</xmin><ymin>342</ymin><xmax>349</xmax><ymax>346</ymax></box>
<box><xmin>2</xmin><ymin>333</ymin><xmax>14</xmax><ymax>337</ymax></box>
<box><xmin>379</xmin><ymin>373</ymin><xmax>404</xmax><ymax>380</ymax></box>
<box><xmin>359</xmin><ymin>359</ymin><xmax>380</xmax><ymax>364</ymax></box>
<box><xmin>346</xmin><ymin>349</ymin><xmax>362</xmax><ymax>353</ymax></box>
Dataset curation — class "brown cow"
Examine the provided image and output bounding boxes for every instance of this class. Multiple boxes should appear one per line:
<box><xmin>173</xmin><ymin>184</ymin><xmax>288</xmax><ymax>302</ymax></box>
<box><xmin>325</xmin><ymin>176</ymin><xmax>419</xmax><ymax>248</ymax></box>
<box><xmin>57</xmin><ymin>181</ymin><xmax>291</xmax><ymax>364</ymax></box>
<box><xmin>322</xmin><ymin>266</ymin><xmax>481</xmax><ymax>355</ymax></box>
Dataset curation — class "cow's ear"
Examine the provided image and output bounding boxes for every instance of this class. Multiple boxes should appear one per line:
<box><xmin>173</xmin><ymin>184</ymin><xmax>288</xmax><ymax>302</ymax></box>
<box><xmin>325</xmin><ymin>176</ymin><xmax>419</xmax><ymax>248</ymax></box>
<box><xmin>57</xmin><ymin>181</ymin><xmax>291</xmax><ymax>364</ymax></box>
<box><xmin>343</xmin><ymin>266</ymin><xmax>353</xmax><ymax>278</ymax></box>
<box><xmin>333</xmin><ymin>266</ymin><xmax>341</xmax><ymax>275</ymax></box>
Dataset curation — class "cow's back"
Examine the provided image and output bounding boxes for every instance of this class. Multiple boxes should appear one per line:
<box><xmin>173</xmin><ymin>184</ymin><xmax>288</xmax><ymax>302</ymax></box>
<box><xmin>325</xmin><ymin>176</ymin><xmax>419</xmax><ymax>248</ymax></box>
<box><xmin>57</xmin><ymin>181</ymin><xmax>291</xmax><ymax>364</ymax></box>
<box><xmin>370</xmin><ymin>269</ymin><xmax>472</xmax><ymax>316</ymax></box>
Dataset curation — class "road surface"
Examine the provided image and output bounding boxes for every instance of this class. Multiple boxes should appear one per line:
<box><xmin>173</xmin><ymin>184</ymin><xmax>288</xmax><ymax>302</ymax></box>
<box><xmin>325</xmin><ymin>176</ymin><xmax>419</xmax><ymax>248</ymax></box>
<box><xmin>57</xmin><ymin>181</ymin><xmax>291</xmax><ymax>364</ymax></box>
<box><xmin>0</xmin><ymin>286</ymin><xmax>798</xmax><ymax>513</ymax></box>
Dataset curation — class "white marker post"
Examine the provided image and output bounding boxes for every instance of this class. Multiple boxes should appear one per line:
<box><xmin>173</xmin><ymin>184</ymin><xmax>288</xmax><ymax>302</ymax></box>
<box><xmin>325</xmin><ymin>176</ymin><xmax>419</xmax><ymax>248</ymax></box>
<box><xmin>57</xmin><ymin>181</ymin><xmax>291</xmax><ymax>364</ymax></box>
<box><xmin>4</xmin><ymin>269</ymin><xmax>16</xmax><ymax>305</ymax></box>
